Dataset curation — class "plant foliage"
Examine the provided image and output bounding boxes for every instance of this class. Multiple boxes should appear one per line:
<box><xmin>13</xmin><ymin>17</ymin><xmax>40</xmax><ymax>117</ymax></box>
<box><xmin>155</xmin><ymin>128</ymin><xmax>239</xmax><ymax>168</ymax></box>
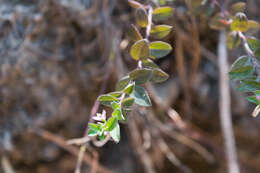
<box><xmin>87</xmin><ymin>0</ymin><xmax>173</xmax><ymax>143</ymax></box>
<box><xmin>206</xmin><ymin>1</ymin><xmax>260</xmax><ymax>116</ymax></box>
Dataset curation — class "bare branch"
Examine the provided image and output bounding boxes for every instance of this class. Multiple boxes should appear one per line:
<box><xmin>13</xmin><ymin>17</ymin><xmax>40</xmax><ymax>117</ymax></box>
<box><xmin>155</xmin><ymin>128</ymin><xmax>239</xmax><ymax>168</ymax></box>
<box><xmin>218</xmin><ymin>31</ymin><xmax>240</xmax><ymax>173</ymax></box>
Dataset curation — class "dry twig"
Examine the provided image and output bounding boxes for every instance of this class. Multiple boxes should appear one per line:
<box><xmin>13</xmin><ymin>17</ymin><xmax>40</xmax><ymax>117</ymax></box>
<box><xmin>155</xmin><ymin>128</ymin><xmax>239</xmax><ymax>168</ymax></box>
<box><xmin>1</xmin><ymin>156</ymin><xmax>15</xmax><ymax>173</ymax></box>
<box><xmin>218</xmin><ymin>31</ymin><xmax>240</xmax><ymax>173</ymax></box>
<box><xmin>32</xmin><ymin>128</ymin><xmax>112</xmax><ymax>173</ymax></box>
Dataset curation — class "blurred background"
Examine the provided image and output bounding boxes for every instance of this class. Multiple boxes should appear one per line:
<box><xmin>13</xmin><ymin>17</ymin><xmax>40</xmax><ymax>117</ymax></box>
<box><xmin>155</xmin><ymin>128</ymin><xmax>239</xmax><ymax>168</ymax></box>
<box><xmin>0</xmin><ymin>0</ymin><xmax>260</xmax><ymax>172</ymax></box>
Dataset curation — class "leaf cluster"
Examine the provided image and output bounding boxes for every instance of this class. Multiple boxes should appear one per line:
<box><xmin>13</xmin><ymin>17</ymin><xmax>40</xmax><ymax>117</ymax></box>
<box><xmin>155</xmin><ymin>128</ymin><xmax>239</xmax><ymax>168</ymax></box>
<box><xmin>87</xmin><ymin>0</ymin><xmax>174</xmax><ymax>143</ymax></box>
<box><xmin>192</xmin><ymin>1</ymin><xmax>260</xmax><ymax>116</ymax></box>
<box><xmin>206</xmin><ymin>2</ymin><xmax>260</xmax><ymax>116</ymax></box>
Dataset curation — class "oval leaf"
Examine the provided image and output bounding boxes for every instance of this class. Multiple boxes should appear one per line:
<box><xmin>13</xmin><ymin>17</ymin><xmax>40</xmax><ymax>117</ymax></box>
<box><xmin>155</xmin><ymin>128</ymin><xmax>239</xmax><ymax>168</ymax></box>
<box><xmin>130</xmin><ymin>39</ymin><xmax>150</xmax><ymax>60</ymax></box>
<box><xmin>133</xmin><ymin>86</ymin><xmax>151</xmax><ymax>107</ymax></box>
<box><xmin>247</xmin><ymin>20</ymin><xmax>260</xmax><ymax>33</ymax></box>
<box><xmin>231</xmin><ymin>12</ymin><xmax>248</xmax><ymax>32</ymax></box>
<box><xmin>255</xmin><ymin>47</ymin><xmax>260</xmax><ymax>57</ymax></box>
<box><xmin>116</xmin><ymin>76</ymin><xmax>130</xmax><ymax>91</ymax></box>
<box><xmin>229</xmin><ymin>66</ymin><xmax>254</xmax><ymax>81</ymax></box>
<box><xmin>230</xmin><ymin>2</ymin><xmax>246</xmax><ymax>15</ymax></box>
<box><xmin>98</xmin><ymin>95</ymin><xmax>119</xmax><ymax>106</ymax></box>
<box><xmin>150</xmin><ymin>69</ymin><xmax>169</xmax><ymax>83</ymax></box>
<box><xmin>127</xmin><ymin>24</ymin><xmax>143</xmax><ymax>42</ymax></box>
<box><xmin>128</xmin><ymin>0</ymin><xmax>142</xmax><ymax>8</ymax></box>
<box><xmin>248</xmin><ymin>95</ymin><xmax>260</xmax><ymax>105</ymax></box>
<box><xmin>247</xmin><ymin>37</ymin><xmax>260</xmax><ymax>52</ymax></box>
<box><xmin>152</xmin><ymin>7</ymin><xmax>173</xmax><ymax>21</ymax></box>
<box><xmin>88</xmin><ymin>123</ymin><xmax>101</xmax><ymax>136</ymax></box>
<box><xmin>150</xmin><ymin>25</ymin><xmax>172</xmax><ymax>39</ymax></box>
<box><xmin>123</xmin><ymin>83</ymin><xmax>135</xmax><ymax>94</ymax></box>
<box><xmin>158</xmin><ymin>0</ymin><xmax>166</xmax><ymax>5</ymax></box>
<box><xmin>121</xmin><ymin>97</ymin><xmax>135</xmax><ymax>107</ymax></box>
<box><xmin>229</xmin><ymin>56</ymin><xmax>254</xmax><ymax>80</ymax></box>
<box><xmin>108</xmin><ymin>91</ymin><xmax>122</xmax><ymax>98</ymax></box>
<box><xmin>229</xmin><ymin>56</ymin><xmax>250</xmax><ymax>70</ymax></box>
<box><xmin>110</xmin><ymin>123</ymin><xmax>120</xmax><ymax>143</ymax></box>
<box><xmin>112</xmin><ymin>109</ymin><xmax>124</xmax><ymax>120</ymax></box>
<box><xmin>227</xmin><ymin>32</ymin><xmax>240</xmax><ymax>50</ymax></box>
<box><xmin>112</xmin><ymin>102</ymin><xmax>120</xmax><ymax>110</ymax></box>
<box><xmin>238</xmin><ymin>80</ymin><xmax>260</xmax><ymax>92</ymax></box>
<box><xmin>136</xmin><ymin>7</ymin><xmax>148</xmax><ymax>27</ymax></box>
<box><xmin>149</xmin><ymin>41</ymin><xmax>172</xmax><ymax>58</ymax></box>
<box><xmin>129</xmin><ymin>68</ymin><xmax>152</xmax><ymax>85</ymax></box>
<box><xmin>142</xmin><ymin>59</ymin><xmax>159</xmax><ymax>69</ymax></box>
<box><xmin>105</xmin><ymin>116</ymin><xmax>118</xmax><ymax>131</ymax></box>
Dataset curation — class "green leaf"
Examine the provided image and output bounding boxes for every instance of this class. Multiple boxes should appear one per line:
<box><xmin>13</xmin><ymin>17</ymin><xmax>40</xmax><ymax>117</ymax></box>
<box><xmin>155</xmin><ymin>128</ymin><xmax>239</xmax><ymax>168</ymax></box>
<box><xmin>133</xmin><ymin>85</ymin><xmax>151</xmax><ymax>107</ymax></box>
<box><xmin>152</xmin><ymin>7</ymin><xmax>173</xmax><ymax>21</ymax></box>
<box><xmin>255</xmin><ymin>90</ymin><xmax>260</xmax><ymax>97</ymax></box>
<box><xmin>142</xmin><ymin>59</ymin><xmax>159</xmax><ymax>69</ymax></box>
<box><xmin>150</xmin><ymin>68</ymin><xmax>169</xmax><ymax>83</ymax></box>
<box><xmin>229</xmin><ymin>66</ymin><xmax>254</xmax><ymax>81</ymax></box>
<box><xmin>150</xmin><ymin>25</ymin><xmax>172</xmax><ymax>39</ymax></box>
<box><xmin>248</xmin><ymin>95</ymin><xmax>260</xmax><ymax>105</ymax></box>
<box><xmin>247</xmin><ymin>37</ymin><xmax>260</xmax><ymax>52</ymax></box>
<box><xmin>128</xmin><ymin>0</ymin><xmax>142</xmax><ymax>9</ymax></box>
<box><xmin>149</xmin><ymin>41</ymin><xmax>172</xmax><ymax>59</ymax></box>
<box><xmin>112</xmin><ymin>109</ymin><xmax>124</xmax><ymax>120</ymax></box>
<box><xmin>98</xmin><ymin>95</ymin><xmax>119</xmax><ymax>106</ymax></box>
<box><xmin>123</xmin><ymin>83</ymin><xmax>135</xmax><ymax>94</ymax></box>
<box><xmin>130</xmin><ymin>39</ymin><xmax>150</xmax><ymax>60</ymax></box>
<box><xmin>108</xmin><ymin>91</ymin><xmax>122</xmax><ymax>98</ymax></box>
<box><xmin>227</xmin><ymin>32</ymin><xmax>240</xmax><ymax>50</ymax></box>
<box><xmin>127</xmin><ymin>24</ymin><xmax>143</xmax><ymax>42</ymax></box>
<box><xmin>110</xmin><ymin>123</ymin><xmax>120</xmax><ymax>143</ymax></box>
<box><xmin>229</xmin><ymin>56</ymin><xmax>254</xmax><ymax>80</ymax></box>
<box><xmin>105</xmin><ymin>116</ymin><xmax>117</xmax><ymax>131</ymax></box>
<box><xmin>129</xmin><ymin>68</ymin><xmax>152</xmax><ymax>85</ymax></box>
<box><xmin>230</xmin><ymin>2</ymin><xmax>246</xmax><ymax>15</ymax></box>
<box><xmin>116</xmin><ymin>76</ymin><xmax>130</xmax><ymax>91</ymax></box>
<box><xmin>121</xmin><ymin>97</ymin><xmax>135</xmax><ymax>107</ymax></box>
<box><xmin>99</xmin><ymin>133</ymin><xmax>106</xmax><ymax>141</ymax></box>
<box><xmin>231</xmin><ymin>12</ymin><xmax>248</xmax><ymax>32</ymax></box>
<box><xmin>238</xmin><ymin>80</ymin><xmax>260</xmax><ymax>92</ymax></box>
<box><xmin>255</xmin><ymin>47</ymin><xmax>260</xmax><ymax>57</ymax></box>
<box><xmin>247</xmin><ymin>20</ymin><xmax>260</xmax><ymax>34</ymax></box>
<box><xmin>230</xmin><ymin>56</ymin><xmax>251</xmax><ymax>69</ymax></box>
<box><xmin>98</xmin><ymin>95</ymin><xmax>118</xmax><ymax>102</ymax></box>
<box><xmin>112</xmin><ymin>102</ymin><xmax>120</xmax><ymax>110</ymax></box>
<box><xmin>88</xmin><ymin>129</ymin><xmax>98</xmax><ymax>136</ymax></box>
<box><xmin>136</xmin><ymin>7</ymin><xmax>148</xmax><ymax>27</ymax></box>
<box><xmin>158</xmin><ymin>0</ymin><xmax>166</xmax><ymax>5</ymax></box>
<box><xmin>88</xmin><ymin>123</ymin><xmax>101</xmax><ymax>136</ymax></box>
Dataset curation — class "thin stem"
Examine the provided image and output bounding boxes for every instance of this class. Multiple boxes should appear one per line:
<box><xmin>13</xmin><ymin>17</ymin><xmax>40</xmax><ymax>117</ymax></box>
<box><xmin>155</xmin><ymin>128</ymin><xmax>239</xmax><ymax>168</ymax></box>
<box><xmin>238</xmin><ymin>31</ymin><xmax>260</xmax><ymax>81</ymax></box>
<box><xmin>145</xmin><ymin>6</ymin><xmax>153</xmax><ymax>39</ymax></box>
<box><xmin>84</xmin><ymin>65</ymin><xmax>111</xmax><ymax>135</ymax></box>
<box><xmin>238</xmin><ymin>32</ymin><xmax>254</xmax><ymax>57</ymax></box>
<box><xmin>93</xmin><ymin>134</ymin><xmax>111</xmax><ymax>147</ymax></box>
<box><xmin>218</xmin><ymin>31</ymin><xmax>240</xmax><ymax>173</ymax></box>
<box><xmin>138</xmin><ymin>60</ymin><xmax>143</xmax><ymax>68</ymax></box>
<box><xmin>119</xmin><ymin>93</ymin><xmax>126</xmax><ymax>105</ymax></box>
<box><xmin>92</xmin><ymin>92</ymin><xmax>126</xmax><ymax>147</ymax></box>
